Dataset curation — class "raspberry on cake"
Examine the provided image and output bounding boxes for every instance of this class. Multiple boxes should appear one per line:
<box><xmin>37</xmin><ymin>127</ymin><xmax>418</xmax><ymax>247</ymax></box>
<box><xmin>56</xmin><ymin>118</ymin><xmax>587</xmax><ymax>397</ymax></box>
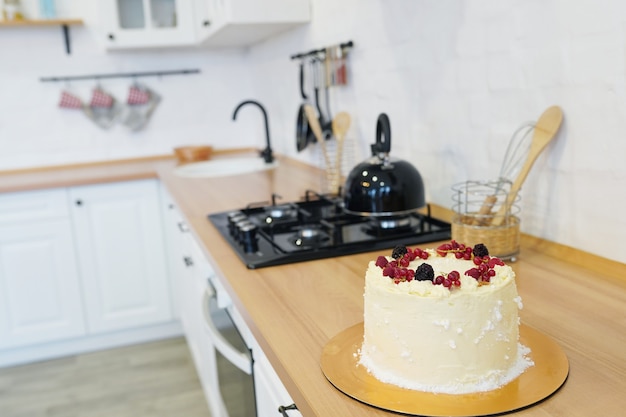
<box><xmin>359</xmin><ymin>241</ymin><xmax>534</xmax><ymax>394</ymax></box>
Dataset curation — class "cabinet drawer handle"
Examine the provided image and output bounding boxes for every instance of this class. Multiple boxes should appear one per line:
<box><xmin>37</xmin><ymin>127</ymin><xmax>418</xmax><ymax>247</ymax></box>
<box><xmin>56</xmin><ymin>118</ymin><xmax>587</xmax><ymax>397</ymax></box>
<box><xmin>75</xmin><ymin>200</ymin><xmax>83</xmax><ymax>206</ymax></box>
<box><xmin>183</xmin><ymin>256</ymin><xmax>193</xmax><ymax>267</ymax></box>
<box><xmin>278</xmin><ymin>404</ymin><xmax>298</xmax><ymax>416</ymax></box>
<box><xmin>177</xmin><ymin>221</ymin><xmax>189</xmax><ymax>233</ymax></box>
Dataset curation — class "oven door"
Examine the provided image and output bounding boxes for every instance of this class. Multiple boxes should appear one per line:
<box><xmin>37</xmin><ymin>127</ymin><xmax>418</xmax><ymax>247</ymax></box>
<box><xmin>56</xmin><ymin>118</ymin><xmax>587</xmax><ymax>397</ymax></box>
<box><xmin>202</xmin><ymin>281</ymin><xmax>257</xmax><ymax>417</ymax></box>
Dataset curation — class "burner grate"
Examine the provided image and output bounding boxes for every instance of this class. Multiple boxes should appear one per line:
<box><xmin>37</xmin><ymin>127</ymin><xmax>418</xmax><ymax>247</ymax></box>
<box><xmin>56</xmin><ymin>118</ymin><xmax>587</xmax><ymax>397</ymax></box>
<box><xmin>208</xmin><ymin>192</ymin><xmax>451</xmax><ymax>269</ymax></box>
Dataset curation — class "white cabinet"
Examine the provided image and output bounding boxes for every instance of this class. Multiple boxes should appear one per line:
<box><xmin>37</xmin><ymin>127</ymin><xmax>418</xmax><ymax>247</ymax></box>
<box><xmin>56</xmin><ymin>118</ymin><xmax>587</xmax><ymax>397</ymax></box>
<box><xmin>97</xmin><ymin>0</ymin><xmax>310</xmax><ymax>49</ymax></box>
<box><xmin>158</xmin><ymin>187</ymin><xmax>215</xmax><ymax>412</ymax></box>
<box><xmin>0</xmin><ymin>180</ymin><xmax>179</xmax><ymax>367</ymax></box>
<box><xmin>162</xmin><ymin>200</ymin><xmax>297</xmax><ymax>416</ymax></box>
<box><xmin>184</xmin><ymin>236</ymin><xmax>226</xmax><ymax>417</ymax></box>
<box><xmin>158</xmin><ymin>187</ymin><xmax>189</xmax><ymax>319</ymax></box>
<box><xmin>228</xmin><ymin>304</ymin><xmax>302</xmax><ymax>417</ymax></box>
<box><xmin>70</xmin><ymin>179</ymin><xmax>172</xmax><ymax>334</ymax></box>
<box><xmin>255</xmin><ymin>353</ymin><xmax>302</xmax><ymax>417</ymax></box>
<box><xmin>167</xmin><ymin>216</ymin><xmax>223</xmax><ymax>417</ymax></box>
<box><xmin>99</xmin><ymin>0</ymin><xmax>198</xmax><ymax>48</ymax></box>
<box><xmin>0</xmin><ymin>189</ymin><xmax>85</xmax><ymax>350</ymax></box>
<box><xmin>197</xmin><ymin>0</ymin><xmax>311</xmax><ymax>48</ymax></box>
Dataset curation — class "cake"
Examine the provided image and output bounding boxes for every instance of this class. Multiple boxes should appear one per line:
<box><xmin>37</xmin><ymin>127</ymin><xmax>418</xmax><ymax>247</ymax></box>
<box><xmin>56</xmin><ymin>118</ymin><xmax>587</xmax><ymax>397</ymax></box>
<box><xmin>359</xmin><ymin>240</ymin><xmax>533</xmax><ymax>394</ymax></box>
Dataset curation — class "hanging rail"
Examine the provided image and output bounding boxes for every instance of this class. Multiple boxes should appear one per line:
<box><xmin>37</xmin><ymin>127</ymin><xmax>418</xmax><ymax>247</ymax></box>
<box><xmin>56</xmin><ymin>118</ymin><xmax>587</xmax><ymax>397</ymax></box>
<box><xmin>40</xmin><ymin>68</ymin><xmax>201</xmax><ymax>83</ymax></box>
<box><xmin>290</xmin><ymin>40</ymin><xmax>353</xmax><ymax>60</ymax></box>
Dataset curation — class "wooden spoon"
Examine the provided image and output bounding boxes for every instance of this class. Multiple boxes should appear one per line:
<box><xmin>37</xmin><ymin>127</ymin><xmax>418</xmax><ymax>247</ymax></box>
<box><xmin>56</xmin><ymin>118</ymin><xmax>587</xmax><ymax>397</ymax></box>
<box><xmin>490</xmin><ymin>106</ymin><xmax>564</xmax><ymax>226</ymax></box>
<box><xmin>304</xmin><ymin>104</ymin><xmax>332</xmax><ymax>170</ymax></box>
<box><xmin>332</xmin><ymin>112</ymin><xmax>351</xmax><ymax>188</ymax></box>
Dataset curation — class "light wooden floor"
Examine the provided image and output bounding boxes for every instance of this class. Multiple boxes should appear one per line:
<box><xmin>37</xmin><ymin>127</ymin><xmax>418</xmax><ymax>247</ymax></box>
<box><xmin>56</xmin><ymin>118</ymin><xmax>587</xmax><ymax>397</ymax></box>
<box><xmin>0</xmin><ymin>337</ymin><xmax>212</xmax><ymax>417</ymax></box>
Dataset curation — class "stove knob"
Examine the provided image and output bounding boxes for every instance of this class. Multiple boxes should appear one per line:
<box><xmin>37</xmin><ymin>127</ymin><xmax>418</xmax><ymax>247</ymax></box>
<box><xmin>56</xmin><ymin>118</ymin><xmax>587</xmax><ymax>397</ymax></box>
<box><xmin>239</xmin><ymin>223</ymin><xmax>259</xmax><ymax>253</ymax></box>
<box><xmin>235</xmin><ymin>219</ymin><xmax>254</xmax><ymax>243</ymax></box>
<box><xmin>228</xmin><ymin>213</ymin><xmax>247</xmax><ymax>236</ymax></box>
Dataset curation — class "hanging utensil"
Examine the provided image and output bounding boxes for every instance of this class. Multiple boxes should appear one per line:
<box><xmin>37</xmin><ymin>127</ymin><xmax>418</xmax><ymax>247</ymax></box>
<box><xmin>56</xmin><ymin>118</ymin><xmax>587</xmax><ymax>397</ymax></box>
<box><xmin>332</xmin><ymin>112</ymin><xmax>351</xmax><ymax>182</ymax></box>
<box><xmin>490</xmin><ymin>106</ymin><xmax>564</xmax><ymax>226</ymax></box>
<box><xmin>296</xmin><ymin>61</ymin><xmax>312</xmax><ymax>152</ymax></box>
<box><xmin>322</xmin><ymin>52</ymin><xmax>333</xmax><ymax>137</ymax></box>
<box><xmin>311</xmin><ymin>57</ymin><xmax>332</xmax><ymax>140</ymax></box>
<box><xmin>304</xmin><ymin>104</ymin><xmax>331</xmax><ymax>170</ymax></box>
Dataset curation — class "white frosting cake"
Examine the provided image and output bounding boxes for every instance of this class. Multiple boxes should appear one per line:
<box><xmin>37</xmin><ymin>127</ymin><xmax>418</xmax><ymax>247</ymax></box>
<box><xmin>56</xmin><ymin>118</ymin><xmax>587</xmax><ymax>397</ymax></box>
<box><xmin>359</xmin><ymin>242</ymin><xmax>533</xmax><ymax>394</ymax></box>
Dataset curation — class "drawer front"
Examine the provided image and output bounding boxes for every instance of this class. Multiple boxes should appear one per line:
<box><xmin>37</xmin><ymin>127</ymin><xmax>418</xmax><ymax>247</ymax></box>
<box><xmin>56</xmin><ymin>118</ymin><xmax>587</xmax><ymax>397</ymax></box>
<box><xmin>0</xmin><ymin>188</ymin><xmax>70</xmax><ymax>225</ymax></box>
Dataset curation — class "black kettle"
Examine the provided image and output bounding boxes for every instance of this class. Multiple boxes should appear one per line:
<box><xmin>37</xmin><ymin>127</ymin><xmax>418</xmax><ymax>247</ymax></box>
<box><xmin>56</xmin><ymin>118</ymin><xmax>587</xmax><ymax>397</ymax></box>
<box><xmin>343</xmin><ymin>113</ymin><xmax>426</xmax><ymax>216</ymax></box>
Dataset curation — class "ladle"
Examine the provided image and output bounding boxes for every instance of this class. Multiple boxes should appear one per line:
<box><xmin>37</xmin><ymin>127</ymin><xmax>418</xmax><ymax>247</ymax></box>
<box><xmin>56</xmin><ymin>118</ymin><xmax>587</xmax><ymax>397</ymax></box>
<box><xmin>490</xmin><ymin>106</ymin><xmax>563</xmax><ymax>226</ymax></box>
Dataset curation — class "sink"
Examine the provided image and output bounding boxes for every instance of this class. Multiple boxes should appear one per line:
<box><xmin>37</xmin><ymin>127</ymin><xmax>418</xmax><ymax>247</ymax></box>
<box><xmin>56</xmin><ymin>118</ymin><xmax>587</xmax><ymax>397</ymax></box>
<box><xmin>174</xmin><ymin>157</ymin><xmax>278</xmax><ymax>178</ymax></box>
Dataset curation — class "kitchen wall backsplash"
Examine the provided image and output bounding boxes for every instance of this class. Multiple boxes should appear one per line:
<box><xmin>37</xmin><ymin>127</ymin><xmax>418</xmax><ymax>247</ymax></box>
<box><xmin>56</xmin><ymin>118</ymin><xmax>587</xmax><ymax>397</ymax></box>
<box><xmin>0</xmin><ymin>0</ymin><xmax>624</xmax><ymax>264</ymax></box>
<box><xmin>0</xmin><ymin>27</ymin><xmax>260</xmax><ymax>169</ymax></box>
<box><xmin>247</xmin><ymin>0</ymin><xmax>626</xmax><ymax>265</ymax></box>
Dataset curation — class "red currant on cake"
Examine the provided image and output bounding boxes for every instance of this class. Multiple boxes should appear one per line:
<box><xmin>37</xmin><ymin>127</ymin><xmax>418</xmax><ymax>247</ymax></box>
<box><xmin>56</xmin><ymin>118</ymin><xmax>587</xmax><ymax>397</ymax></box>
<box><xmin>433</xmin><ymin>270</ymin><xmax>461</xmax><ymax>289</ymax></box>
<box><xmin>464</xmin><ymin>243</ymin><xmax>505</xmax><ymax>284</ymax></box>
<box><xmin>375</xmin><ymin>255</ymin><xmax>389</xmax><ymax>268</ymax></box>
<box><xmin>436</xmin><ymin>240</ymin><xmax>471</xmax><ymax>259</ymax></box>
<box><xmin>412</xmin><ymin>247</ymin><xmax>430</xmax><ymax>260</ymax></box>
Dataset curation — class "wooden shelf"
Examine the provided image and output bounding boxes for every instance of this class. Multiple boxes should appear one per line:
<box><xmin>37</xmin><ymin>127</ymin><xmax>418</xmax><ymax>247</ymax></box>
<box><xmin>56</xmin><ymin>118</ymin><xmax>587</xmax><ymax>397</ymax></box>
<box><xmin>0</xmin><ymin>18</ymin><xmax>83</xmax><ymax>27</ymax></box>
<box><xmin>0</xmin><ymin>18</ymin><xmax>83</xmax><ymax>54</ymax></box>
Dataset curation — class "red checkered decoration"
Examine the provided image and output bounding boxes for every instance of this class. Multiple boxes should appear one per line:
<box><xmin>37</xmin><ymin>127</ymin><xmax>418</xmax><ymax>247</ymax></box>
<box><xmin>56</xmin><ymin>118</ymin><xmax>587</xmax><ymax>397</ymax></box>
<box><xmin>90</xmin><ymin>88</ymin><xmax>114</xmax><ymax>108</ymax></box>
<box><xmin>127</xmin><ymin>85</ymin><xmax>151</xmax><ymax>105</ymax></box>
<box><xmin>58</xmin><ymin>91</ymin><xmax>84</xmax><ymax>109</ymax></box>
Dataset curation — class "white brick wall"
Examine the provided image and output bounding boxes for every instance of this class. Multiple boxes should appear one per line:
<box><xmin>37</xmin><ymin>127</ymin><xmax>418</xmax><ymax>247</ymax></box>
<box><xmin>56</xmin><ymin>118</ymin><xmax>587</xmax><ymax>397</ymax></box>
<box><xmin>0</xmin><ymin>0</ymin><xmax>624</xmax><ymax>263</ymax></box>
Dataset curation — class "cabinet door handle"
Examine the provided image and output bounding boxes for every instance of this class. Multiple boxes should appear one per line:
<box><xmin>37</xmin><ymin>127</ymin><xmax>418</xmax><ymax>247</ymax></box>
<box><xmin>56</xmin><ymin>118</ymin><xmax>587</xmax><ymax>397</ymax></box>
<box><xmin>278</xmin><ymin>404</ymin><xmax>298</xmax><ymax>416</ymax></box>
<box><xmin>203</xmin><ymin>20</ymin><xmax>211</xmax><ymax>27</ymax></box>
<box><xmin>183</xmin><ymin>256</ymin><xmax>193</xmax><ymax>267</ymax></box>
<box><xmin>177</xmin><ymin>221</ymin><xmax>189</xmax><ymax>233</ymax></box>
<box><xmin>108</xmin><ymin>33</ymin><xmax>115</xmax><ymax>41</ymax></box>
<box><xmin>75</xmin><ymin>200</ymin><xmax>83</xmax><ymax>206</ymax></box>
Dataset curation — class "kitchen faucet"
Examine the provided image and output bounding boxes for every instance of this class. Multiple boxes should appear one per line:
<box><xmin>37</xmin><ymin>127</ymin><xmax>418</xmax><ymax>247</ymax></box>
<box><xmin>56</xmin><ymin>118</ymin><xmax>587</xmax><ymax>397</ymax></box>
<box><xmin>232</xmin><ymin>100</ymin><xmax>274</xmax><ymax>163</ymax></box>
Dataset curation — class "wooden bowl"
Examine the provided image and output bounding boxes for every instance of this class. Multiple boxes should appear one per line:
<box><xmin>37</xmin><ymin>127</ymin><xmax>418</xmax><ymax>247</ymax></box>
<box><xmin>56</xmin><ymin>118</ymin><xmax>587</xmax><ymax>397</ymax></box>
<box><xmin>174</xmin><ymin>146</ymin><xmax>213</xmax><ymax>164</ymax></box>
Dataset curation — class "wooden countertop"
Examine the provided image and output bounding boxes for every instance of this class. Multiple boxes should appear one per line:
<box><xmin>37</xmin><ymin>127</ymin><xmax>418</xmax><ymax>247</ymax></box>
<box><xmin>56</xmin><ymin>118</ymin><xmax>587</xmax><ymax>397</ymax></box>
<box><xmin>2</xmin><ymin>154</ymin><xmax>625</xmax><ymax>417</ymax></box>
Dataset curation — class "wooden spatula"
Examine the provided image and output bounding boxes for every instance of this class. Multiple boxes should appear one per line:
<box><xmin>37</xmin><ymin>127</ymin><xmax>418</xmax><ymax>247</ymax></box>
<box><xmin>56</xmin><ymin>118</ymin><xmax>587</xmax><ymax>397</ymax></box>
<box><xmin>490</xmin><ymin>106</ymin><xmax>564</xmax><ymax>226</ymax></box>
<box><xmin>305</xmin><ymin>104</ymin><xmax>332</xmax><ymax>170</ymax></box>
<box><xmin>332</xmin><ymin>112</ymin><xmax>351</xmax><ymax>189</ymax></box>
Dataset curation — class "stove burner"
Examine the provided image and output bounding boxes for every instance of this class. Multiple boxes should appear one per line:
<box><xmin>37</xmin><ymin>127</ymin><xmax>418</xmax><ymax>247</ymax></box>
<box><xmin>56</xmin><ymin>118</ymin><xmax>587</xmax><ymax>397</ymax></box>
<box><xmin>264</xmin><ymin>205</ymin><xmax>297</xmax><ymax>224</ymax></box>
<box><xmin>375</xmin><ymin>216</ymin><xmax>412</xmax><ymax>230</ymax></box>
<box><xmin>292</xmin><ymin>226</ymin><xmax>329</xmax><ymax>247</ymax></box>
<box><xmin>361</xmin><ymin>215</ymin><xmax>418</xmax><ymax>237</ymax></box>
<box><xmin>298</xmin><ymin>227</ymin><xmax>319</xmax><ymax>239</ymax></box>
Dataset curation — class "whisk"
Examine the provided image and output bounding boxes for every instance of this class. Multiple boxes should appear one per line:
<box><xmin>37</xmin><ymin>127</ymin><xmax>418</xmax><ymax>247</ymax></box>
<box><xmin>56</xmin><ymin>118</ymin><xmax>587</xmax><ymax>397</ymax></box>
<box><xmin>472</xmin><ymin>122</ymin><xmax>535</xmax><ymax>225</ymax></box>
<box><xmin>475</xmin><ymin>106</ymin><xmax>563</xmax><ymax>226</ymax></box>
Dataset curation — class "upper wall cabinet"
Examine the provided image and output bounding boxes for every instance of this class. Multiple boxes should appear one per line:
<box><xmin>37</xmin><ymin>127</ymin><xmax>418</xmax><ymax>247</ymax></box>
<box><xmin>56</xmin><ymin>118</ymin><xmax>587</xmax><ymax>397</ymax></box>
<box><xmin>196</xmin><ymin>0</ymin><xmax>311</xmax><ymax>47</ymax></box>
<box><xmin>99</xmin><ymin>0</ymin><xmax>197</xmax><ymax>48</ymax></box>
<box><xmin>98</xmin><ymin>0</ymin><xmax>310</xmax><ymax>50</ymax></box>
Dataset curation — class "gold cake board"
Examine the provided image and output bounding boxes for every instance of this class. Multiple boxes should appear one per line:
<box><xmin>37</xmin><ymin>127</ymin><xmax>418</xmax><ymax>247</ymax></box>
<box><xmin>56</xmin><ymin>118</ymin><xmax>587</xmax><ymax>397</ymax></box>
<box><xmin>321</xmin><ymin>323</ymin><xmax>568</xmax><ymax>416</ymax></box>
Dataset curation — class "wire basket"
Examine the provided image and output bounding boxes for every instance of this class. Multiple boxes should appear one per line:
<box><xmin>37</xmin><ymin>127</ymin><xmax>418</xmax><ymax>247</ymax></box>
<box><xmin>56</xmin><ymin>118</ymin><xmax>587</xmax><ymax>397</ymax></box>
<box><xmin>451</xmin><ymin>180</ymin><xmax>521</xmax><ymax>260</ymax></box>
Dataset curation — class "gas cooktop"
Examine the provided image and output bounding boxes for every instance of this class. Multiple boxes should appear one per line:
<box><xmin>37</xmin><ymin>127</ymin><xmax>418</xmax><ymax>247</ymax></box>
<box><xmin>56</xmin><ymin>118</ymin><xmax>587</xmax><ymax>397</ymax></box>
<box><xmin>208</xmin><ymin>191</ymin><xmax>451</xmax><ymax>269</ymax></box>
